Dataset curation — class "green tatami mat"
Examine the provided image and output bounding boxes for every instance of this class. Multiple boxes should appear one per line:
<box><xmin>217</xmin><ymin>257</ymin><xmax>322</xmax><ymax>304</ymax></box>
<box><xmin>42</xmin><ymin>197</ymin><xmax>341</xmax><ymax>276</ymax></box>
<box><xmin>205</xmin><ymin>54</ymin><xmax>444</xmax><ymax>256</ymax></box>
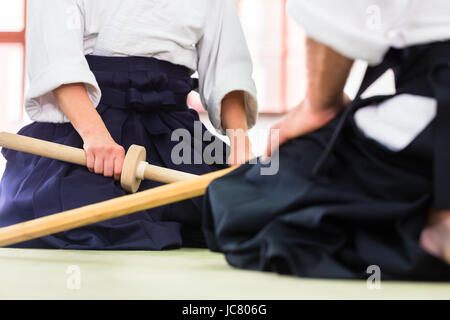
<box><xmin>0</xmin><ymin>248</ymin><xmax>449</xmax><ymax>300</ymax></box>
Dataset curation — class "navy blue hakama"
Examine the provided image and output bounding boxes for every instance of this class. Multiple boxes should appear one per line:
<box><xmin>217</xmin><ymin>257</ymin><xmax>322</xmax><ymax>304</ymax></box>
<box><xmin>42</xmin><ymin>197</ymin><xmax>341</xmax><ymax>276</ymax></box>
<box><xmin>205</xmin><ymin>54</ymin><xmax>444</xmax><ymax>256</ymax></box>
<box><xmin>0</xmin><ymin>55</ymin><xmax>227</xmax><ymax>250</ymax></box>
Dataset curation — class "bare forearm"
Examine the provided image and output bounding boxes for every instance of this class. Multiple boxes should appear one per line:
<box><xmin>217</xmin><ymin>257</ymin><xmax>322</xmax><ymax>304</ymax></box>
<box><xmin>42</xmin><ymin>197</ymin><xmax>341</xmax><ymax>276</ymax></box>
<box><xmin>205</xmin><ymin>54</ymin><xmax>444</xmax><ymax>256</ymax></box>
<box><xmin>221</xmin><ymin>90</ymin><xmax>253</xmax><ymax>165</ymax></box>
<box><xmin>54</xmin><ymin>83</ymin><xmax>110</xmax><ymax>140</ymax></box>
<box><xmin>265</xmin><ymin>37</ymin><xmax>354</xmax><ymax>157</ymax></box>
<box><xmin>305</xmin><ymin>37</ymin><xmax>354</xmax><ymax>110</ymax></box>
<box><xmin>221</xmin><ymin>90</ymin><xmax>248</xmax><ymax>133</ymax></box>
<box><xmin>53</xmin><ymin>83</ymin><xmax>125</xmax><ymax>179</ymax></box>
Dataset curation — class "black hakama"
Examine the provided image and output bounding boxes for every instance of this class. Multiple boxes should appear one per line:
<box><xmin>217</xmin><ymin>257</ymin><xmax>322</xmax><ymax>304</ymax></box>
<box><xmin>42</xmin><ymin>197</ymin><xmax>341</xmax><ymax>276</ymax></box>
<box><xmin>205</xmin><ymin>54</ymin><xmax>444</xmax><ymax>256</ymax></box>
<box><xmin>0</xmin><ymin>55</ymin><xmax>227</xmax><ymax>250</ymax></box>
<box><xmin>203</xmin><ymin>42</ymin><xmax>450</xmax><ymax>280</ymax></box>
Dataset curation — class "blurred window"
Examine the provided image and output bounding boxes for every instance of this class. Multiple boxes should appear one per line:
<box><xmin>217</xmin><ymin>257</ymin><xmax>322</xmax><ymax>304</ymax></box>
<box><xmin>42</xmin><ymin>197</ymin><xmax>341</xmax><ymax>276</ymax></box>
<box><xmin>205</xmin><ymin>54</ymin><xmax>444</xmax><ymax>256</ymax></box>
<box><xmin>189</xmin><ymin>0</ymin><xmax>306</xmax><ymax>114</ymax></box>
<box><xmin>239</xmin><ymin>0</ymin><xmax>305</xmax><ymax>113</ymax></box>
<box><xmin>0</xmin><ymin>0</ymin><xmax>26</xmax><ymax>126</ymax></box>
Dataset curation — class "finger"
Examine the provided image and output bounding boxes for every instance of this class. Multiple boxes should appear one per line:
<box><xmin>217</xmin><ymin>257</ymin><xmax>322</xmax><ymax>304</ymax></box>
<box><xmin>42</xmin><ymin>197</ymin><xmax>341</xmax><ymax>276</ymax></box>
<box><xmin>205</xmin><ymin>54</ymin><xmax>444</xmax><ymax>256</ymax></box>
<box><xmin>240</xmin><ymin>147</ymin><xmax>252</xmax><ymax>165</ymax></box>
<box><xmin>113</xmin><ymin>155</ymin><xmax>124</xmax><ymax>181</ymax></box>
<box><xmin>264</xmin><ymin>124</ymin><xmax>280</xmax><ymax>159</ymax></box>
<box><xmin>229</xmin><ymin>139</ymin><xmax>245</xmax><ymax>166</ymax></box>
<box><xmin>231</xmin><ymin>155</ymin><xmax>244</xmax><ymax>167</ymax></box>
<box><xmin>103</xmin><ymin>156</ymin><xmax>114</xmax><ymax>178</ymax></box>
<box><xmin>227</xmin><ymin>152</ymin><xmax>236</xmax><ymax>167</ymax></box>
<box><xmin>94</xmin><ymin>154</ymin><xmax>105</xmax><ymax>175</ymax></box>
<box><xmin>264</xmin><ymin>134</ymin><xmax>272</xmax><ymax>161</ymax></box>
<box><xmin>86</xmin><ymin>150</ymin><xmax>95</xmax><ymax>173</ymax></box>
<box><xmin>229</xmin><ymin>144</ymin><xmax>248</xmax><ymax>166</ymax></box>
<box><xmin>265</xmin><ymin>127</ymin><xmax>287</xmax><ymax>161</ymax></box>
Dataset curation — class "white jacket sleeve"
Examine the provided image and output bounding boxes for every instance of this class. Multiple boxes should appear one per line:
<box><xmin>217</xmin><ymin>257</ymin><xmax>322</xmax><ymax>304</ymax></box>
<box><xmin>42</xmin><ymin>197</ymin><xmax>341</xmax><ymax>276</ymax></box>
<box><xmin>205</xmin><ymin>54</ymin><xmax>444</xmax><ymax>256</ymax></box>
<box><xmin>25</xmin><ymin>0</ymin><xmax>101</xmax><ymax>123</ymax></box>
<box><xmin>286</xmin><ymin>0</ymin><xmax>414</xmax><ymax>65</ymax></box>
<box><xmin>196</xmin><ymin>0</ymin><xmax>258</xmax><ymax>133</ymax></box>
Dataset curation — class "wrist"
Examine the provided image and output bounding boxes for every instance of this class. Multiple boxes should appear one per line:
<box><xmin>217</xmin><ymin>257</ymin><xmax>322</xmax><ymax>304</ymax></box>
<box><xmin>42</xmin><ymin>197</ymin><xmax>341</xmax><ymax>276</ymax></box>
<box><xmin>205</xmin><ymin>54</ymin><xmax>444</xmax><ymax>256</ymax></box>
<box><xmin>78</xmin><ymin>124</ymin><xmax>111</xmax><ymax>142</ymax></box>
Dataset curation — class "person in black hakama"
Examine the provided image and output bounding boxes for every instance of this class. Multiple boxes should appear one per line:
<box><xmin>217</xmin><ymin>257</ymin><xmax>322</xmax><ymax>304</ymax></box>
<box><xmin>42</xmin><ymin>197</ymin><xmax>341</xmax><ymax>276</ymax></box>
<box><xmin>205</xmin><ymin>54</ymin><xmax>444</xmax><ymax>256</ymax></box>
<box><xmin>202</xmin><ymin>0</ymin><xmax>450</xmax><ymax>280</ymax></box>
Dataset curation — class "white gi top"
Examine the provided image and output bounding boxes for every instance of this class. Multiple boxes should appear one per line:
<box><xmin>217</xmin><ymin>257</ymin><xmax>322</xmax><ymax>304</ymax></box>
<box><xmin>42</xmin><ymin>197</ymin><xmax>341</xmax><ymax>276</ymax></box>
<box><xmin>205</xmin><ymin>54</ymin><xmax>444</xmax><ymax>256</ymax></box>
<box><xmin>287</xmin><ymin>0</ymin><xmax>450</xmax><ymax>151</ymax></box>
<box><xmin>25</xmin><ymin>0</ymin><xmax>258</xmax><ymax>132</ymax></box>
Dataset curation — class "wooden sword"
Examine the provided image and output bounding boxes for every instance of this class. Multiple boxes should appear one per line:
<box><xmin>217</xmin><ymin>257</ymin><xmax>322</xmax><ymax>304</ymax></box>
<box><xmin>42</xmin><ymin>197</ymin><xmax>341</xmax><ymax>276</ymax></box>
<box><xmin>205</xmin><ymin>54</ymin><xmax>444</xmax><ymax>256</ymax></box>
<box><xmin>0</xmin><ymin>167</ymin><xmax>235</xmax><ymax>247</ymax></box>
<box><xmin>0</xmin><ymin>131</ymin><xmax>198</xmax><ymax>193</ymax></box>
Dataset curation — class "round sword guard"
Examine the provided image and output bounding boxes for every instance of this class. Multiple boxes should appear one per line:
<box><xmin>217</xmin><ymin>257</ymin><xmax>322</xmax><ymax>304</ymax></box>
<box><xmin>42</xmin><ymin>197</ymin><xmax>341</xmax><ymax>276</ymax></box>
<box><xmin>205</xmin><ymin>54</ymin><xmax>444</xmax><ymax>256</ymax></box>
<box><xmin>121</xmin><ymin>144</ymin><xmax>147</xmax><ymax>193</ymax></box>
